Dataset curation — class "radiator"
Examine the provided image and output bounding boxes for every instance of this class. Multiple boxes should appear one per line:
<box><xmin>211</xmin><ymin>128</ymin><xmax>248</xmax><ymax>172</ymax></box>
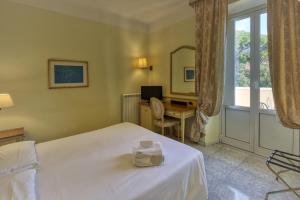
<box><xmin>122</xmin><ymin>93</ymin><xmax>141</xmax><ymax>124</ymax></box>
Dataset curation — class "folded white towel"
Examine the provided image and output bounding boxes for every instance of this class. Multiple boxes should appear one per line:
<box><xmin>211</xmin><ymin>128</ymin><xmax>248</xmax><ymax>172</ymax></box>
<box><xmin>132</xmin><ymin>141</ymin><xmax>164</xmax><ymax>167</ymax></box>
<box><xmin>140</xmin><ymin>140</ymin><xmax>154</xmax><ymax>148</ymax></box>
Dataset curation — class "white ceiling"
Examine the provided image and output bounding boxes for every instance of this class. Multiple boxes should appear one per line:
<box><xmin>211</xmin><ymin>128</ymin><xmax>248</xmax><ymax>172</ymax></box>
<box><xmin>73</xmin><ymin>0</ymin><xmax>192</xmax><ymax>24</ymax></box>
<box><xmin>10</xmin><ymin>0</ymin><xmax>266</xmax><ymax>32</ymax></box>
<box><xmin>10</xmin><ymin>0</ymin><xmax>194</xmax><ymax>31</ymax></box>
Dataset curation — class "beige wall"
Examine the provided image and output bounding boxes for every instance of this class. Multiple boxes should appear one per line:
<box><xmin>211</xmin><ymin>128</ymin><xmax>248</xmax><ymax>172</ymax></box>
<box><xmin>149</xmin><ymin>18</ymin><xmax>220</xmax><ymax>145</ymax></box>
<box><xmin>0</xmin><ymin>0</ymin><xmax>220</xmax><ymax>144</ymax></box>
<box><xmin>0</xmin><ymin>0</ymin><xmax>149</xmax><ymax>142</ymax></box>
<box><xmin>149</xmin><ymin>18</ymin><xmax>196</xmax><ymax>97</ymax></box>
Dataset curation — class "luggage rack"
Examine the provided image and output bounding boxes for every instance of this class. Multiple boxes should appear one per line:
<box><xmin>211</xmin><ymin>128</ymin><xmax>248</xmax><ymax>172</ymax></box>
<box><xmin>265</xmin><ymin>150</ymin><xmax>300</xmax><ymax>199</ymax></box>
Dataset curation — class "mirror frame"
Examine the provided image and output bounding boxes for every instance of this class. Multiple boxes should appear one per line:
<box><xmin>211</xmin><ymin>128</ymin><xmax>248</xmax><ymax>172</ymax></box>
<box><xmin>170</xmin><ymin>45</ymin><xmax>197</xmax><ymax>96</ymax></box>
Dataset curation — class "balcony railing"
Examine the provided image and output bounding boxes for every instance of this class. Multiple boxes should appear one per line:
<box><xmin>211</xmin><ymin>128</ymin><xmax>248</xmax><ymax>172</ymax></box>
<box><xmin>235</xmin><ymin>87</ymin><xmax>275</xmax><ymax>110</ymax></box>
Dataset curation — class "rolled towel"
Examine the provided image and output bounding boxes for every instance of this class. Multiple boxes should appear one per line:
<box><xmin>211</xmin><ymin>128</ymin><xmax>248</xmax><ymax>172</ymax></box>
<box><xmin>132</xmin><ymin>141</ymin><xmax>164</xmax><ymax>167</ymax></box>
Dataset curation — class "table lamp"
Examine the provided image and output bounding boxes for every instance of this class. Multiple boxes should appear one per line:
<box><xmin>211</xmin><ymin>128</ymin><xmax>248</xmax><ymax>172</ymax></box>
<box><xmin>0</xmin><ymin>94</ymin><xmax>14</xmax><ymax>110</ymax></box>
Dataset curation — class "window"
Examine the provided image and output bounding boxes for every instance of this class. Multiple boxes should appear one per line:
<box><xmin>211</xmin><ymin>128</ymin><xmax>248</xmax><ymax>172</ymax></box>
<box><xmin>259</xmin><ymin>13</ymin><xmax>274</xmax><ymax>110</ymax></box>
<box><xmin>230</xmin><ymin>11</ymin><xmax>274</xmax><ymax>110</ymax></box>
<box><xmin>234</xmin><ymin>17</ymin><xmax>251</xmax><ymax>107</ymax></box>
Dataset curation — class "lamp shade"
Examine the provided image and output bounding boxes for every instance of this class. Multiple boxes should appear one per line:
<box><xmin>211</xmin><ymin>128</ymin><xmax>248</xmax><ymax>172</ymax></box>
<box><xmin>0</xmin><ymin>94</ymin><xmax>14</xmax><ymax>109</ymax></box>
<box><xmin>137</xmin><ymin>57</ymin><xmax>148</xmax><ymax>68</ymax></box>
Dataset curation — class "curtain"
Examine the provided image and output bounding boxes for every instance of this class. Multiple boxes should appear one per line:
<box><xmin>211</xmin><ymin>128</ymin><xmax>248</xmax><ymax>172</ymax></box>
<box><xmin>268</xmin><ymin>0</ymin><xmax>300</xmax><ymax>128</ymax></box>
<box><xmin>190</xmin><ymin>0</ymin><xmax>227</xmax><ymax>142</ymax></box>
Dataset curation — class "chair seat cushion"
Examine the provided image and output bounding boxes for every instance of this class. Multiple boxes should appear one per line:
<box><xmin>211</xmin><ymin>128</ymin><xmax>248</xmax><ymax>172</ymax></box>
<box><xmin>153</xmin><ymin>117</ymin><xmax>179</xmax><ymax>128</ymax></box>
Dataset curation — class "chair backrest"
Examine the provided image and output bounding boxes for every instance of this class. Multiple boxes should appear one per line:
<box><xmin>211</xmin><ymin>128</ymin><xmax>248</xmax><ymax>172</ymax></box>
<box><xmin>150</xmin><ymin>97</ymin><xmax>164</xmax><ymax>120</ymax></box>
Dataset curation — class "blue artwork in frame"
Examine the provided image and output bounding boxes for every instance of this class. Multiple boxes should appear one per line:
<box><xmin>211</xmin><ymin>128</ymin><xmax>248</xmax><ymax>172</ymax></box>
<box><xmin>54</xmin><ymin>65</ymin><xmax>84</xmax><ymax>84</ymax></box>
<box><xmin>48</xmin><ymin>59</ymin><xmax>89</xmax><ymax>89</ymax></box>
<box><xmin>184</xmin><ymin>67</ymin><xmax>195</xmax><ymax>82</ymax></box>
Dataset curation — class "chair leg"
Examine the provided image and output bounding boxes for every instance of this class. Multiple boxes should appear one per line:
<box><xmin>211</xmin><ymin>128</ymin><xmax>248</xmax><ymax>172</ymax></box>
<box><xmin>168</xmin><ymin>127</ymin><xmax>172</xmax><ymax>136</ymax></box>
<box><xmin>177</xmin><ymin>124</ymin><xmax>180</xmax><ymax>141</ymax></box>
<box><xmin>161</xmin><ymin>126</ymin><xmax>164</xmax><ymax>136</ymax></box>
<box><xmin>177</xmin><ymin>125</ymin><xmax>180</xmax><ymax>141</ymax></box>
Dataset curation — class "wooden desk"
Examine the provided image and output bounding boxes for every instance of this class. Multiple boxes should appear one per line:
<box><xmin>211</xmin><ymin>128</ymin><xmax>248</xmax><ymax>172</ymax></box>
<box><xmin>140</xmin><ymin>102</ymin><xmax>196</xmax><ymax>143</ymax></box>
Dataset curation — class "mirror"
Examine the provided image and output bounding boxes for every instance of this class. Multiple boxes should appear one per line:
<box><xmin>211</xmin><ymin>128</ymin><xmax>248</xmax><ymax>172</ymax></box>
<box><xmin>170</xmin><ymin>46</ymin><xmax>196</xmax><ymax>96</ymax></box>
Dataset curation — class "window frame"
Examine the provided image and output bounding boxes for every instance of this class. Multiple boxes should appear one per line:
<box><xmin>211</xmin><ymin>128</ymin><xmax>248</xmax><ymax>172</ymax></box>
<box><xmin>224</xmin><ymin>6</ymin><xmax>273</xmax><ymax>113</ymax></box>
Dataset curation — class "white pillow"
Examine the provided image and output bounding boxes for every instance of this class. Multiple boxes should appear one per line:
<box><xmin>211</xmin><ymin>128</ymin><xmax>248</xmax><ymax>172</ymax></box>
<box><xmin>0</xmin><ymin>141</ymin><xmax>39</xmax><ymax>177</ymax></box>
<box><xmin>0</xmin><ymin>169</ymin><xmax>37</xmax><ymax>200</ymax></box>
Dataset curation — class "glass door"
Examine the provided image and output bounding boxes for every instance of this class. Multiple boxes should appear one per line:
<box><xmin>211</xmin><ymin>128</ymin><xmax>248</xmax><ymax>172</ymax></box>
<box><xmin>258</xmin><ymin>13</ymin><xmax>274</xmax><ymax>110</ymax></box>
<box><xmin>222</xmin><ymin>13</ymin><xmax>253</xmax><ymax>151</ymax></box>
<box><xmin>254</xmin><ymin>13</ymin><xmax>299</xmax><ymax>156</ymax></box>
<box><xmin>222</xmin><ymin>8</ymin><xmax>300</xmax><ymax>156</ymax></box>
<box><xmin>234</xmin><ymin>17</ymin><xmax>251</xmax><ymax>108</ymax></box>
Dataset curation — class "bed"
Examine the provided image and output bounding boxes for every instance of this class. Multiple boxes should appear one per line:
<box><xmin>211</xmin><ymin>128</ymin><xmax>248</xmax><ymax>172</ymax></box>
<box><xmin>2</xmin><ymin>122</ymin><xmax>208</xmax><ymax>200</ymax></box>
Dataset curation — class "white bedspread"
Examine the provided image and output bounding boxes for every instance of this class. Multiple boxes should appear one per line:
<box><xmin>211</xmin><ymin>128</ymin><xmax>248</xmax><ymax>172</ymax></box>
<box><xmin>0</xmin><ymin>169</ymin><xmax>37</xmax><ymax>200</ymax></box>
<box><xmin>36</xmin><ymin>123</ymin><xmax>208</xmax><ymax>200</ymax></box>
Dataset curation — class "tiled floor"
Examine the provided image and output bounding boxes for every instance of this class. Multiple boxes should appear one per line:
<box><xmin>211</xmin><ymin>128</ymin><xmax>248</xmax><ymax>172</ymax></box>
<box><xmin>187</xmin><ymin>142</ymin><xmax>300</xmax><ymax>200</ymax></box>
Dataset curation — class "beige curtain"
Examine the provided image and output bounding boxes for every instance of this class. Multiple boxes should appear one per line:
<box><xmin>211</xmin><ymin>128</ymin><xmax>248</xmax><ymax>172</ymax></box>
<box><xmin>268</xmin><ymin>0</ymin><xmax>300</xmax><ymax>128</ymax></box>
<box><xmin>190</xmin><ymin>0</ymin><xmax>227</xmax><ymax>142</ymax></box>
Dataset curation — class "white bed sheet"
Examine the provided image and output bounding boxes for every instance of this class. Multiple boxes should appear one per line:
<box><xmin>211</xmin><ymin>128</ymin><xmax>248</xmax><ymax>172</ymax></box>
<box><xmin>36</xmin><ymin>123</ymin><xmax>208</xmax><ymax>200</ymax></box>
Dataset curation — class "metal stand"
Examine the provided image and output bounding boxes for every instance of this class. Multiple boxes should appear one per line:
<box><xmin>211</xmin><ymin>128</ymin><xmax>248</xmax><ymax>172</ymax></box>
<box><xmin>265</xmin><ymin>150</ymin><xmax>300</xmax><ymax>200</ymax></box>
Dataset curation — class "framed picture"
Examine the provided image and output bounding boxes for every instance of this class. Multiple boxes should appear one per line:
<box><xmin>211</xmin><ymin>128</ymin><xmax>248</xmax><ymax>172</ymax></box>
<box><xmin>48</xmin><ymin>59</ymin><xmax>89</xmax><ymax>89</ymax></box>
<box><xmin>184</xmin><ymin>67</ymin><xmax>195</xmax><ymax>82</ymax></box>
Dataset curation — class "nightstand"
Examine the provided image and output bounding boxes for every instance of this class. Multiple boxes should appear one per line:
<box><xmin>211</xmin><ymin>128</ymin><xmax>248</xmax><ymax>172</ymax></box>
<box><xmin>0</xmin><ymin>128</ymin><xmax>25</xmax><ymax>145</ymax></box>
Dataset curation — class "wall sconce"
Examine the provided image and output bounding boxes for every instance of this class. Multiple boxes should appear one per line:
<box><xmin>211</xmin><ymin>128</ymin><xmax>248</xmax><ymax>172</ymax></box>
<box><xmin>136</xmin><ymin>57</ymin><xmax>153</xmax><ymax>71</ymax></box>
<box><xmin>0</xmin><ymin>94</ymin><xmax>14</xmax><ymax>110</ymax></box>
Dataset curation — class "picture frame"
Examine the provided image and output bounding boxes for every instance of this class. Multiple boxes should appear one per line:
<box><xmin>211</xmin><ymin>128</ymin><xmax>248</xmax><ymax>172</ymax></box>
<box><xmin>48</xmin><ymin>59</ymin><xmax>89</xmax><ymax>89</ymax></box>
<box><xmin>184</xmin><ymin>67</ymin><xmax>195</xmax><ymax>82</ymax></box>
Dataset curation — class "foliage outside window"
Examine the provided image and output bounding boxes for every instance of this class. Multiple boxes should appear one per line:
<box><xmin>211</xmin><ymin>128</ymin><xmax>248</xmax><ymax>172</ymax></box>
<box><xmin>234</xmin><ymin>31</ymin><xmax>271</xmax><ymax>88</ymax></box>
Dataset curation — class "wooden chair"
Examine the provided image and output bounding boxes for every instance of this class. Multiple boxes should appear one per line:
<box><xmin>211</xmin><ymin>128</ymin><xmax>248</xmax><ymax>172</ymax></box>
<box><xmin>150</xmin><ymin>97</ymin><xmax>180</xmax><ymax>137</ymax></box>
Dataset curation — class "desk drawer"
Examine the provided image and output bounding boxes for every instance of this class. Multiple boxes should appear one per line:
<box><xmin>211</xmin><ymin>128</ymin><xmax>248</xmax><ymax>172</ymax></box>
<box><xmin>166</xmin><ymin>111</ymin><xmax>181</xmax><ymax>118</ymax></box>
